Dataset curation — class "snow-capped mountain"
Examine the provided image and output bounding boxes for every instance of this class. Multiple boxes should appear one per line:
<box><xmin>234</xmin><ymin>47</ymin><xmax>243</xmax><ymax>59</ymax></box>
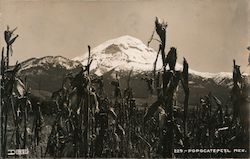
<box><xmin>70</xmin><ymin>35</ymin><xmax>243</xmax><ymax>104</ymax></box>
<box><xmin>73</xmin><ymin>35</ymin><xmax>233</xmax><ymax>86</ymax></box>
<box><xmin>73</xmin><ymin>35</ymin><xmax>160</xmax><ymax>75</ymax></box>
<box><xmin>17</xmin><ymin>35</ymin><xmax>246</xmax><ymax>103</ymax></box>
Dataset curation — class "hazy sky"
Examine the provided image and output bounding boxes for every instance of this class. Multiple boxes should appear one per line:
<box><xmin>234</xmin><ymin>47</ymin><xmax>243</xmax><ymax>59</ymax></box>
<box><xmin>0</xmin><ymin>0</ymin><xmax>249</xmax><ymax>73</ymax></box>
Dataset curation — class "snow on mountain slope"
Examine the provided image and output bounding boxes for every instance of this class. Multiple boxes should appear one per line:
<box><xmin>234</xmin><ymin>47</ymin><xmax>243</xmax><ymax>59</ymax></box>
<box><xmin>73</xmin><ymin>35</ymin><xmax>236</xmax><ymax>84</ymax></box>
<box><xmin>18</xmin><ymin>56</ymin><xmax>82</xmax><ymax>94</ymax></box>
<box><xmin>21</xmin><ymin>56</ymin><xmax>81</xmax><ymax>71</ymax></box>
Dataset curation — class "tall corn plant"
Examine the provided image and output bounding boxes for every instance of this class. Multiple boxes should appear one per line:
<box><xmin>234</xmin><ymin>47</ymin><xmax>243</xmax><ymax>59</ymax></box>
<box><xmin>231</xmin><ymin>59</ymin><xmax>249</xmax><ymax>129</ymax></box>
<box><xmin>1</xmin><ymin>26</ymin><xmax>19</xmax><ymax>158</ymax></box>
<box><xmin>145</xmin><ymin>17</ymin><xmax>189</xmax><ymax>158</ymax></box>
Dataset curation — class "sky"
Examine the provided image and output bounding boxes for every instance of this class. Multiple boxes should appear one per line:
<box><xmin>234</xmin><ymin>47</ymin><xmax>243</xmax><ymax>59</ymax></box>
<box><xmin>0</xmin><ymin>0</ymin><xmax>249</xmax><ymax>73</ymax></box>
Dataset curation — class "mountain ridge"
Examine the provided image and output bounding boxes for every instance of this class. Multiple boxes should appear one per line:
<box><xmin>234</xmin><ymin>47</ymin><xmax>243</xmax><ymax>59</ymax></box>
<box><xmin>15</xmin><ymin>35</ymin><xmax>248</xmax><ymax>103</ymax></box>
<box><xmin>72</xmin><ymin>35</ymin><xmax>235</xmax><ymax>85</ymax></box>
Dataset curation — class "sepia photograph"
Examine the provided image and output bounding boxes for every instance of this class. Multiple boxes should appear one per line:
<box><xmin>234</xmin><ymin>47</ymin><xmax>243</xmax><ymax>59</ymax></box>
<box><xmin>0</xmin><ymin>0</ymin><xmax>249</xmax><ymax>158</ymax></box>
